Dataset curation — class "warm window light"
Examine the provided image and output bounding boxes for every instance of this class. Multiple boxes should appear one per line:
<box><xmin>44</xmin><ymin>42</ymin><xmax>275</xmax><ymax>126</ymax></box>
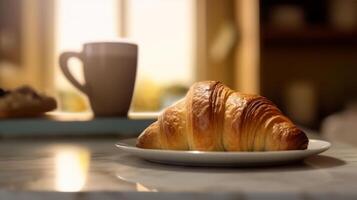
<box><xmin>127</xmin><ymin>0</ymin><xmax>195</xmax><ymax>86</ymax></box>
<box><xmin>55</xmin><ymin>0</ymin><xmax>119</xmax><ymax>111</ymax></box>
<box><xmin>55</xmin><ymin>0</ymin><xmax>196</xmax><ymax>111</ymax></box>
<box><xmin>56</xmin><ymin>0</ymin><xmax>118</xmax><ymax>87</ymax></box>
<box><xmin>54</xmin><ymin>147</ymin><xmax>90</xmax><ymax>192</ymax></box>
<box><xmin>127</xmin><ymin>0</ymin><xmax>196</xmax><ymax>111</ymax></box>
<box><xmin>136</xmin><ymin>183</ymin><xmax>158</xmax><ymax>192</ymax></box>
<box><xmin>116</xmin><ymin>175</ymin><xmax>158</xmax><ymax>192</ymax></box>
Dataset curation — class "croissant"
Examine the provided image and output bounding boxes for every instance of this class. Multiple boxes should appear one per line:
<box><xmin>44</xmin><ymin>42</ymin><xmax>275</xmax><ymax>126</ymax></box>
<box><xmin>137</xmin><ymin>81</ymin><xmax>308</xmax><ymax>151</ymax></box>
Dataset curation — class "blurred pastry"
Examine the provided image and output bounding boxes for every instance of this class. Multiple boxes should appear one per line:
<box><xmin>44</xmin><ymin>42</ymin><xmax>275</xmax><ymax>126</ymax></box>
<box><xmin>0</xmin><ymin>86</ymin><xmax>57</xmax><ymax>118</ymax></box>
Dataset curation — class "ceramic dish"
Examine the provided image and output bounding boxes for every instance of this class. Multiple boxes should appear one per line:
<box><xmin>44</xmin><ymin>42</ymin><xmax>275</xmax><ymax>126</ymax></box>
<box><xmin>116</xmin><ymin>138</ymin><xmax>331</xmax><ymax>167</ymax></box>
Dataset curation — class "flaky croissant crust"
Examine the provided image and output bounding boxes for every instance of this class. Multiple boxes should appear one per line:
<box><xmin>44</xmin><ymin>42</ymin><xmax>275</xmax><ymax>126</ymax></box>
<box><xmin>137</xmin><ymin>81</ymin><xmax>308</xmax><ymax>151</ymax></box>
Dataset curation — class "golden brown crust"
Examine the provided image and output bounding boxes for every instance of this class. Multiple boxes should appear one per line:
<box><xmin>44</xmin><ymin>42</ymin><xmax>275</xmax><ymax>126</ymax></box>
<box><xmin>136</xmin><ymin>122</ymin><xmax>162</xmax><ymax>149</ymax></box>
<box><xmin>158</xmin><ymin>99</ymin><xmax>188</xmax><ymax>150</ymax></box>
<box><xmin>136</xmin><ymin>81</ymin><xmax>308</xmax><ymax>151</ymax></box>
<box><xmin>189</xmin><ymin>81</ymin><xmax>223</xmax><ymax>151</ymax></box>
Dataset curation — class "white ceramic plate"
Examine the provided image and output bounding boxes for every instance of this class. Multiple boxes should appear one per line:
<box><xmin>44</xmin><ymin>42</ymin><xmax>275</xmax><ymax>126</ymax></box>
<box><xmin>116</xmin><ymin>138</ymin><xmax>331</xmax><ymax>167</ymax></box>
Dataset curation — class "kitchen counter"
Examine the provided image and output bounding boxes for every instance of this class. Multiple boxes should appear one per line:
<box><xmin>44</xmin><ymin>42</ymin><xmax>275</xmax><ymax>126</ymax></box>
<box><xmin>0</xmin><ymin>136</ymin><xmax>356</xmax><ymax>200</ymax></box>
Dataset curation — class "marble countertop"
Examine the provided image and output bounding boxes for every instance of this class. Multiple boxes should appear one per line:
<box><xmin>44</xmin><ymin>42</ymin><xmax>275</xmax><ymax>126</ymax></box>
<box><xmin>0</xmin><ymin>136</ymin><xmax>357</xmax><ymax>200</ymax></box>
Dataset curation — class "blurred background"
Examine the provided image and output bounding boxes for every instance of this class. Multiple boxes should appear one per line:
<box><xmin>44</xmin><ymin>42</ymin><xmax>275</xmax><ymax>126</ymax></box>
<box><xmin>1</xmin><ymin>0</ymin><xmax>357</xmax><ymax>134</ymax></box>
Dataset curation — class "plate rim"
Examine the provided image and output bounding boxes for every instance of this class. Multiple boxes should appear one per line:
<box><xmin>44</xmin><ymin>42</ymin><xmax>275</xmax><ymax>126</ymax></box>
<box><xmin>115</xmin><ymin>138</ymin><xmax>331</xmax><ymax>155</ymax></box>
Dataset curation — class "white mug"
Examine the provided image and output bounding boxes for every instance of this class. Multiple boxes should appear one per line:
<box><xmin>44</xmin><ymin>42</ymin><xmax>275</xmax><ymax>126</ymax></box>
<box><xmin>59</xmin><ymin>42</ymin><xmax>137</xmax><ymax>116</ymax></box>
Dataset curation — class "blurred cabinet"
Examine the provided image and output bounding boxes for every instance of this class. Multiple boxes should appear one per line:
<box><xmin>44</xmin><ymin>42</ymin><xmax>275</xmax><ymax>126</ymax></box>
<box><xmin>259</xmin><ymin>0</ymin><xmax>357</xmax><ymax>128</ymax></box>
<box><xmin>0</xmin><ymin>0</ymin><xmax>22</xmax><ymax>66</ymax></box>
<box><xmin>0</xmin><ymin>0</ymin><xmax>54</xmax><ymax>92</ymax></box>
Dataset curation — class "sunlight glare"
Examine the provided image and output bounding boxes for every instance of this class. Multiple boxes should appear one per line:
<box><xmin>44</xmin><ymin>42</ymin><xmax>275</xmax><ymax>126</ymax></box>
<box><xmin>54</xmin><ymin>147</ymin><xmax>90</xmax><ymax>192</ymax></box>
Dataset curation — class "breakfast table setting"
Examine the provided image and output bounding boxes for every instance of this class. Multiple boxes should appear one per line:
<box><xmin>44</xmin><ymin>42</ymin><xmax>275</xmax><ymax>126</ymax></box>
<box><xmin>1</xmin><ymin>41</ymin><xmax>357</xmax><ymax>200</ymax></box>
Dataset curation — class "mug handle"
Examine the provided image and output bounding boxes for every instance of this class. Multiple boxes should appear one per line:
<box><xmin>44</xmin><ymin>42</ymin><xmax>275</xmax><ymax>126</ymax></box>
<box><xmin>59</xmin><ymin>52</ymin><xmax>87</xmax><ymax>94</ymax></box>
